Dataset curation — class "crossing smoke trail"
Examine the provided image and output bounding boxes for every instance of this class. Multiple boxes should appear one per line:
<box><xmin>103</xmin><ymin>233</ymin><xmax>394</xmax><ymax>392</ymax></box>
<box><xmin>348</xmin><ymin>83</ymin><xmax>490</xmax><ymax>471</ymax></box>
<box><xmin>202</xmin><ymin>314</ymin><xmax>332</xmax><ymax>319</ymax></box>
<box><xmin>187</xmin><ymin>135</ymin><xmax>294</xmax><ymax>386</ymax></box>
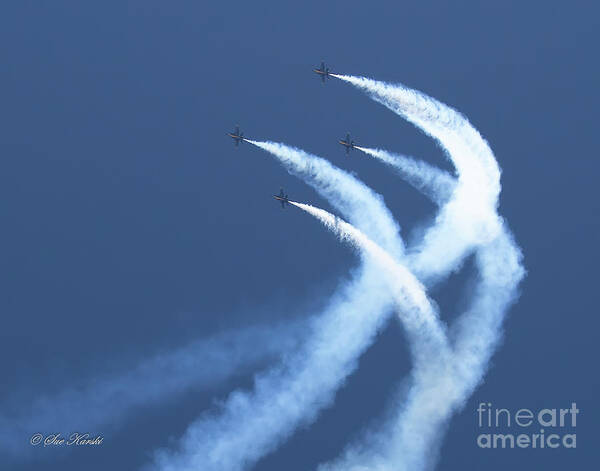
<box><xmin>0</xmin><ymin>321</ymin><xmax>305</xmax><ymax>461</ymax></box>
<box><xmin>316</xmin><ymin>76</ymin><xmax>524</xmax><ymax>471</ymax></box>
<box><xmin>150</xmin><ymin>142</ymin><xmax>450</xmax><ymax>471</ymax></box>
<box><xmin>319</xmin><ymin>197</ymin><xmax>523</xmax><ymax>471</ymax></box>
<box><xmin>332</xmin><ymin>75</ymin><xmax>503</xmax><ymax>284</ymax></box>
<box><xmin>354</xmin><ymin>147</ymin><xmax>456</xmax><ymax>206</ymax></box>
<box><xmin>150</xmin><ymin>75</ymin><xmax>523</xmax><ymax>471</ymax></box>
<box><xmin>289</xmin><ymin>201</ymin><xmax>448</xmax><ymax>358</ymax></box>
<box><xmin>151</xmin><ymin>267</ymin><xmax>397</xmax><ymax>471</ymax></box>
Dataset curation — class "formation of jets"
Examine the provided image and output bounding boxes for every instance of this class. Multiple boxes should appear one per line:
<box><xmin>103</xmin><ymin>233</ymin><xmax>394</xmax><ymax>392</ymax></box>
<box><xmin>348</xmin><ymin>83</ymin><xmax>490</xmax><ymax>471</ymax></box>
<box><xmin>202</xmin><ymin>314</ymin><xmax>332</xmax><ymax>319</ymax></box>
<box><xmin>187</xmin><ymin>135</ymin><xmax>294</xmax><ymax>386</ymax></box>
<box><xmin>229</xmin><ymin>62</ymin><xmax>362</xmax><ymax>207</ymax></box>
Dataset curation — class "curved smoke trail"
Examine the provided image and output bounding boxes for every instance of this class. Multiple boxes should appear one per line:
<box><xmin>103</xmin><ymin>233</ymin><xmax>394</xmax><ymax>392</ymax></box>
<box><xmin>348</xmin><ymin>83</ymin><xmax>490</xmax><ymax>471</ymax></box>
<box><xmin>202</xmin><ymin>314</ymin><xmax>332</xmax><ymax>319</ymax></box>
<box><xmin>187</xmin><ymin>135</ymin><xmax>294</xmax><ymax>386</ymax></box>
<box><xmin>289</xmin><ymin>200</ymin><xmax>448</xmax><ymax>360</ymax></box>
<box><xmin>150</xmin><ymin>74</ymin><xmax>523</xmax><ymax>471</ymax></box>
<box><xmin>2</xmin><ymin>71</ymin><xmax>524</xmax><ymax>471</ymax></box>
<box><xmin>150</xmin><ymin>140</ymin><xmax>452</xmax><ymax>471</ymax></box>
<box><xmin>246</xmin><ymin>140</ymin><xmax>404</xmax><ymax>259</ymax></box>
<box><xmin>319</xmin><ymin>211</ymin><xmax>523</xmax><ymax>471</ymax></box>
<box><xmin>330</xmin><ymin>75</ymin><xmax>500</xmax><ymax>189</ymax></box>
<box><xmin>333</xmin><ymin>74</ymin><xmax>503</xmax><ymax>284</ymax></box>
<box><xmin>150</xmin><ymin>265</ymin><xmax>396</xmax><ymax>471</ymax></box>
<box><xmin>319</xmin><ymin>217</ymin><xmax>523</xmax><ymax>471</ymax></box>
<box><xmin>0</xmin><ymin>321</ymin><xmax>306</xmax><ymax>461</ymax></box>
<box><xmin>315</xmin><ymin>75</ymin><xmax>524</xmax><ymax>471</ymax></box>
<box><xmin>354</xmin><ymin>147</ymin><xmax>456</xmax><ymax>206</ymax></box>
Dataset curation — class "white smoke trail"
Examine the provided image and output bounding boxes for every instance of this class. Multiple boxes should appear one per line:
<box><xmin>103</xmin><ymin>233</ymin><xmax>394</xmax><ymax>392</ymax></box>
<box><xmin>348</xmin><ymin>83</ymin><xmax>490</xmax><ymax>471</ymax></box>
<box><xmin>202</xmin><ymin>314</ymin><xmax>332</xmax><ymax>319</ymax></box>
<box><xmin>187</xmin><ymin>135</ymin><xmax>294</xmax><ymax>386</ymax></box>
<box><xmin>318</xmin><ymin>76</ymin><xmax>524</xmax><ymax>471</ymax></box>
<box><xmin>355</xmin><ymin>146</ymin><xmax>456</xmax><ymax>206</ymax></box>
<box><xmin>149</xmin><ymin>141</ymin><xmax>450</xmax><ymax>470</ymax></box>
<box><xmin>333</xmin><ymin>75</ymin><xmax>503</xmax><ymax>284</ymax></box>
<box><xmin>330</xmin><ymin>75</ymin><xmax>500</xmax><ymax>192</ymax></box>
<box><xmin>290</xmin><ymin>201</ymin><xmax>447</xmax><ymax>358</ymax></box>
<box><xmin>0</xmin><ymin>321</ymin><xmax>305</xmax><ymax>461</ymax></box>
<box><xmin>319</xmin><ymin>226</ymin><xmax>523</xmax><ymax>471</ymax></box>
<box><xmin>247</xmin><ymin>140</ymin><xmax>404</xmax><ymax>259</ymax></box>
<box><xmin>150</xmin><ymin>265</ymin><xmax>396</xmax><ymax>471</ymax></box>
<box><xmin>6</xmin><ymin>138</ymin><xmax>414</xmax><ymax>469</ymax></box>
<box><xmin>151</xmin><ymin>75</ymin><xmax>523</xmax><ymax>471</ymax></box>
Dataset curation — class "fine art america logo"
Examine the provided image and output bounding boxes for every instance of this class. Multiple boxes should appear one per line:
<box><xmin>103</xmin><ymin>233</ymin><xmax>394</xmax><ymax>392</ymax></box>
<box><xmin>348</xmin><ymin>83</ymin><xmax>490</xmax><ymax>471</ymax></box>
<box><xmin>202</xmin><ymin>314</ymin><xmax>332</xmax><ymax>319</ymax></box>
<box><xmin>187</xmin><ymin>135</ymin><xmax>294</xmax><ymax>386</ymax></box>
<box><xmin>476</xmin><ymin>403</ymin><xmax>578</xmax><ymax>449</ymax></box>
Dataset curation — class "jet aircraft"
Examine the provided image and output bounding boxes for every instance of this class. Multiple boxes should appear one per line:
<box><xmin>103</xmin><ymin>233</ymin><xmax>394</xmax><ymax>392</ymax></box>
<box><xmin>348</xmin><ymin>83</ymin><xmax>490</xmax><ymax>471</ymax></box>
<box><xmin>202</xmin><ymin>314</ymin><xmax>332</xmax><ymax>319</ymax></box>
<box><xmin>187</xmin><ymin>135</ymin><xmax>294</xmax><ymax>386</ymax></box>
<box><xmin>273</xmin><ymin>188</ymin><xmax>290</xmax><ymax>208</ymax></box>
<box><xmin>313</xmin><ymin>61</ymin><xmax>332</xmax><ymax>83</ymax></box>
<box><xmin>339</xmin><ymin>133</ymin><xmax>358</xmax><ymax>154</ymax></box>
<box><xmin>228</xmin><ymin>125</ymin><xmax>245</xmax><ymax>146</ymax></box>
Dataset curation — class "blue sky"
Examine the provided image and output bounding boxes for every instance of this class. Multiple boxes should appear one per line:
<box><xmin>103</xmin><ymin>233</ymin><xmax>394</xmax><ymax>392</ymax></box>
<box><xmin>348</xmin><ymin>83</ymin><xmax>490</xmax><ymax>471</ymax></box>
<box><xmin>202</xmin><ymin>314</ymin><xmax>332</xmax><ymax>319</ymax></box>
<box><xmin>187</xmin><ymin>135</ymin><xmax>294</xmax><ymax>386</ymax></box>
<box><xmin>1</xmin><ymin>1</ymin><xmax>598</xmax><ymax>470</ymax></box>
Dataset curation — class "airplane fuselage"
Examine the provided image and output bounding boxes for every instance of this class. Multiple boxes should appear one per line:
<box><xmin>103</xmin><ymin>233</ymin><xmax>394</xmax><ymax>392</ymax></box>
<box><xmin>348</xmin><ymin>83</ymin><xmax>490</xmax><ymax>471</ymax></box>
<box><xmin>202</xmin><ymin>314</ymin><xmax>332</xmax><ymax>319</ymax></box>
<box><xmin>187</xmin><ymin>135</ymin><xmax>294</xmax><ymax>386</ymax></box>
<box><xmin>339</xmin><ymin>136</ymin><xmax>356</xmax><ymax>155</ymax></box>
<box><xmin>314</xmin><ymin>63</ymin><xmax>331</xmax><ymax>82</ymax></box>
<box><xmin>273</xmin><ymin>192</ymin><xmax>290</xmax><ymax>208</ymax></box>
<box><xmin>228</xmin><ymin>133</ymin><xmax>244</xmax><ymax>146</ymax></box>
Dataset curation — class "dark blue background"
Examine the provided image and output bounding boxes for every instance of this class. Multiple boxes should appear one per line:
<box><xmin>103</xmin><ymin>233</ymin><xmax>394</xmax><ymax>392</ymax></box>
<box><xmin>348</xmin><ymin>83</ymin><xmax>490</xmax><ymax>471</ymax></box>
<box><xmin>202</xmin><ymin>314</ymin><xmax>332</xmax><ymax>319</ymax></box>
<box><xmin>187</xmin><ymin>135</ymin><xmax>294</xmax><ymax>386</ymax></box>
<box><xmin>1</xmin><ymin>1</ymin><xmax>598</xmax><ymax>469</ymax></box>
